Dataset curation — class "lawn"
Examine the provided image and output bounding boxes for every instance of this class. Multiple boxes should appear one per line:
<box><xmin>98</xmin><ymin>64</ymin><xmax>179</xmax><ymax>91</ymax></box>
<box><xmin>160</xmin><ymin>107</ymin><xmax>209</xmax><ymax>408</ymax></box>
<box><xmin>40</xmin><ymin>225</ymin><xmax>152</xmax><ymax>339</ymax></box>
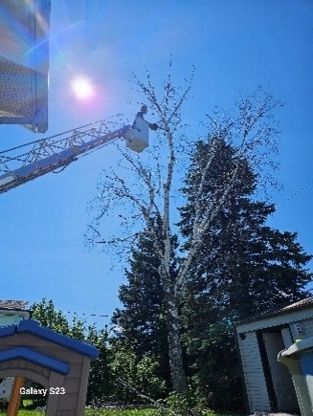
<box><xmin>0</xmin><ymin>399</ymin><xmax>237</xmax><ymax>416</ymax></box>
<box><xmin>0</xmin><ymin>410</ymin><xmax>161</xmax><ymax>416</ymax></box>
<box><xmin>0</xmin><ymin>409</ymin><xmax>234</xmax><ymax>416</ymax></box>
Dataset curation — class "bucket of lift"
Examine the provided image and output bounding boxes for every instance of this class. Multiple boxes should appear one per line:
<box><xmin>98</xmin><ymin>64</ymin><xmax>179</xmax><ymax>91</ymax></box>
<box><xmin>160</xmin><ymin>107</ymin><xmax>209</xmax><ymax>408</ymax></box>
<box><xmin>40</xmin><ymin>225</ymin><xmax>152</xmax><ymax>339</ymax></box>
<box><xmin>125</xmin><ymin>116</ymin><xmax>149</xmax><ymax>153</ymax></box>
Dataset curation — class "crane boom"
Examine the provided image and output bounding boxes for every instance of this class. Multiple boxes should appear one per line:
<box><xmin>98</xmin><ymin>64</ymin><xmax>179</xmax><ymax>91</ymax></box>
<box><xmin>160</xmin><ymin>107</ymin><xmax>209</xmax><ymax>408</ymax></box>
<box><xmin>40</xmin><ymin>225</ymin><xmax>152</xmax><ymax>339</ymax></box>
<box><xmin>0</xmin><ymin>115</ymin><xmax>149</xmax><ymax>195</ymax></box>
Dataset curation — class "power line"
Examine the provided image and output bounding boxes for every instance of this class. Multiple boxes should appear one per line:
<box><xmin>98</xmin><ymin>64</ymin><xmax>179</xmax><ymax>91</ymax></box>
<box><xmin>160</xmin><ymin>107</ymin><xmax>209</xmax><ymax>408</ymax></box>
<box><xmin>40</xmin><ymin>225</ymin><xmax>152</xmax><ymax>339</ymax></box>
<box><xmin>55</xmin><ymin>310</ymin><xmax>109</xmax><ymax>319</ymax></box>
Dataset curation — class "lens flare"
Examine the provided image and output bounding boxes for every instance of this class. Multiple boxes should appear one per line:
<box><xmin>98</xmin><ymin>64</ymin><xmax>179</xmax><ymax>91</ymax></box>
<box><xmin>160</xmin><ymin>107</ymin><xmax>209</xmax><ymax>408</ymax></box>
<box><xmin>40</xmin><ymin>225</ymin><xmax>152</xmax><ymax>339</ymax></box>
<box><xmin>71</xmin><ymin>77</ymin><xmax>93</xmax><ymax>99</ymax></box>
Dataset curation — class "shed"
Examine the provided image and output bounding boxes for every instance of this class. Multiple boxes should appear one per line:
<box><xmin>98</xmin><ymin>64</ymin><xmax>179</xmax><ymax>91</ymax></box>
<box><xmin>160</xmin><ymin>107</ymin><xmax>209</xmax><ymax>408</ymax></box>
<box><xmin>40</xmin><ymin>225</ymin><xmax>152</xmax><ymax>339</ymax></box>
<box><xmin>235</xmin><ymin>297</ymin><xmax>313</xmax><ymax>414</ymax></box>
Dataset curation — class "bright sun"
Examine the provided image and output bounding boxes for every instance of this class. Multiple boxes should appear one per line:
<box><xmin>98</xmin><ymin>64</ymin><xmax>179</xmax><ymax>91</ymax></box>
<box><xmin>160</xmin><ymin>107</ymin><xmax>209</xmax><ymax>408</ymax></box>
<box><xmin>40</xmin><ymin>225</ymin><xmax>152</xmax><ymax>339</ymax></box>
<box><xmin>71</xmin><ymin>77</ymin><xmax>93</xmax><ymax>99</ymax></box>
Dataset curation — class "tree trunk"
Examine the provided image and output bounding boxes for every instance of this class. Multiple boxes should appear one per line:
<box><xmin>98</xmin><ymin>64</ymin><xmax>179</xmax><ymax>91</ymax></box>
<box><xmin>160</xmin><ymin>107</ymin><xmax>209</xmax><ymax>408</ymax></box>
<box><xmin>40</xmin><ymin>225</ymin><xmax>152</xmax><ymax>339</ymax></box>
<box><xmin>162</xmin><ymin>273</ymin><xmax>187</xmax><ymax>394</ymax></box>
<box><xmin>166</xmin><ymin>311</ymin><xmax>187</xmax><ymax>394</ymax></box>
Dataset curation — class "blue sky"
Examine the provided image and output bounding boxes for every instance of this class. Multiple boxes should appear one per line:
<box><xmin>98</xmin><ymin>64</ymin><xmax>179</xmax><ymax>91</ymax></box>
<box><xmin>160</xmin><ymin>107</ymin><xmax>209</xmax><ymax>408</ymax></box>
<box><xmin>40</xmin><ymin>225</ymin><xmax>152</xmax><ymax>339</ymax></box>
<box><xmin>1</xmin><ymin>0</ymin><xmax>312</xmax><ymax>328</ymax></box>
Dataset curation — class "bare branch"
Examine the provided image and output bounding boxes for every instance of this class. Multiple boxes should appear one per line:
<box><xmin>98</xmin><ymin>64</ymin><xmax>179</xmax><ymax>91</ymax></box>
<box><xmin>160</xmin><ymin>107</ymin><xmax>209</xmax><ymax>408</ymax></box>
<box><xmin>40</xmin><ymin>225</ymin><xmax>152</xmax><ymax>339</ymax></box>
<box><xmin>95</xmin><ymin>232</ymin><xmax>140</xmax><ymax>245</ymax></box>
<box><xmin>118</xmin><ymin>147</ymin><xmax>162</xmax><ymax>221</ymax></box>
<box><xmin>117</xmin><ymin>378</ymin><xmax>178</xmax><ymax>416</ymax></box>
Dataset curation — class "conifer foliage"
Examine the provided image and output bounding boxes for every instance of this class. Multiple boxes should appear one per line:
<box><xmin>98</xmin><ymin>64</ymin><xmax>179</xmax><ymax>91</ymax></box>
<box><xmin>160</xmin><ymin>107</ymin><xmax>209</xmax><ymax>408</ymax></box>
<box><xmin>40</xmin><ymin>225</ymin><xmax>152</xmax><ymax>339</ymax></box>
<box><xmin>112</xmin><ymin>231</ymin><xmax>171</xmax><ymax>387</ymax></box>
<box><xmin>178</xmin><ymin>137</ymin><xmax>312</xmax><ymax>409</ymax></box>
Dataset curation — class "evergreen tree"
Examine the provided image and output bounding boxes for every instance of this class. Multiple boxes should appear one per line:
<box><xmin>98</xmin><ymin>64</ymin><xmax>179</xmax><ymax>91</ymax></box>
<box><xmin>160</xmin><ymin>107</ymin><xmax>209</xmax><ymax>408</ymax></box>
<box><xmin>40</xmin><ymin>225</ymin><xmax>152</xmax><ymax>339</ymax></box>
<box><xmin>178</xmin><ymin>137</ymin><xmax>312</xmax><ymax>410</ymax></box>
<box><xmin>112</xmin><ymin>231</ymin><xmax>172</xmax><ymax>388</ymax></box>
<box><xmin>179</xmin><ymin>137</ymin><xmax>312</xmax><ymax>319</ymax></box>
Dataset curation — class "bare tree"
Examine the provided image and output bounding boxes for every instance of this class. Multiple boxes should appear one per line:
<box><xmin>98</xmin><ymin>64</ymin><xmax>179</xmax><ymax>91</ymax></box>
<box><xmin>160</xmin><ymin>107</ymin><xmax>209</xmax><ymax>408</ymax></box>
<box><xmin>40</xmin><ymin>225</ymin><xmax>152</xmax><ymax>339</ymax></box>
<box><xmin>86</xmin><ymin>63</ymin><xmax>282</xmax><ymax>393</ymax></box>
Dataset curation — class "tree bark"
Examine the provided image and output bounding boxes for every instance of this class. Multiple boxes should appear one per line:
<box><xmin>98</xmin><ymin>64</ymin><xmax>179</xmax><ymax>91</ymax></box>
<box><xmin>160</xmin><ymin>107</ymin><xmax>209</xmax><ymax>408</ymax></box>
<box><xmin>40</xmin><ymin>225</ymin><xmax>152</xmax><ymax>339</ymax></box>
<box><xmin>161</xmin><ymin>270</ymin><xmax>187</xmax><ymax>394</ymax></box>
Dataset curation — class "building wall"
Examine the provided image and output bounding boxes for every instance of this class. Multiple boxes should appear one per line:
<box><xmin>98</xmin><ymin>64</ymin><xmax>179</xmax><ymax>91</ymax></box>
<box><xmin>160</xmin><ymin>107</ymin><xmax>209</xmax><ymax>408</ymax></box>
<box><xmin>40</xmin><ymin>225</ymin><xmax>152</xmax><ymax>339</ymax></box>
<box><xmin>237</xmin><ymin>307</ymin><xmax>313</xmax><ymax>414</ymax></box>
<box><xmin>289</xmin><ymin>318</ymin><xmax>313</xmax><ymax>341</ymax></box>
<box><xmin>263</xmin><ymin>332</ymin><xmax>298</xmax><ymax>412</ymax></box>
<box><xmin>281</xmin><ymin>327</ymin><xmax>293</xmax><ymax>347</ymax></box>
<box><xmin>0</xmin><ymin>310</ymin><xmax>30</xmax><ymax>327</ymax></box>
<box><xmin>237</xmin><ymin>331</ymin><xmax>271</xmax><ymax>411</ymax></box>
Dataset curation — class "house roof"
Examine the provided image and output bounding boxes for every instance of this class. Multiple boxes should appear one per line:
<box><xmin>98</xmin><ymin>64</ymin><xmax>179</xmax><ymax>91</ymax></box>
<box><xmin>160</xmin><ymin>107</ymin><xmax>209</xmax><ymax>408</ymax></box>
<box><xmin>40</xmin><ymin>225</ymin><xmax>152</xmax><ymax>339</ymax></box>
<box><xmin>0</xmin><ymin>300</ymin><xmax>29</xmax><ymax>310</ymax></box>
<box><xmin>236</xmin><ymin>297</ymin><xmax>313</xmax><ymax>326</ymax></box>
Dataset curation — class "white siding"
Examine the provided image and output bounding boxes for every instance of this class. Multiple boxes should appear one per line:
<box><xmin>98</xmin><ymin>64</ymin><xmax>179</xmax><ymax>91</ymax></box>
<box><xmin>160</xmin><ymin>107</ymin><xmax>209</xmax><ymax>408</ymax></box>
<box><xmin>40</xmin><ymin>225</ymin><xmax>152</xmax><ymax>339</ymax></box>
<box><xmin>237</xmin><ymin>308</ymin><xmax>313</xmax><ymax>334</ymax></box>
<box><xmin>263</xmin><ymin>332</ymin><xmax>298</xmax><ymax>412</ymax></box>
<box><xmin>303</xmin><ymin>318</ymin><xmax>313</xmax><ymax>337</ymax></box>
<box><xmin>289</xmin><ymin>318</ymin><xmax>313</xmax><ymax>341</ymax></box>
<box><xmin>238</xmin><ymin>331</ymin><xmax>271</xmax><ymax>411</ymax></box>
<box><xmin>281</xmin><ymin>327</ymin><xmax>293</xmax><ymax>348</ymax></box>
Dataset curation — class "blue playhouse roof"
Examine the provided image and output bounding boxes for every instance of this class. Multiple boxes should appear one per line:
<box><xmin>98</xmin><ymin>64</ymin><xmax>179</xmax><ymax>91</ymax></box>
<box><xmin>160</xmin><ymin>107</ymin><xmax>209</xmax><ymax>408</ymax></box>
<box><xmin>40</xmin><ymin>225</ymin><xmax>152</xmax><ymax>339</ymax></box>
<box><xmin>0</xmin><ymin>319</ymin><xmax>99</xmax><ymax>360</ymax></box>
<box><xmin>0</xmin><ymin>346</ymin><xmax>69</xmax><ymax>375</ymax></box>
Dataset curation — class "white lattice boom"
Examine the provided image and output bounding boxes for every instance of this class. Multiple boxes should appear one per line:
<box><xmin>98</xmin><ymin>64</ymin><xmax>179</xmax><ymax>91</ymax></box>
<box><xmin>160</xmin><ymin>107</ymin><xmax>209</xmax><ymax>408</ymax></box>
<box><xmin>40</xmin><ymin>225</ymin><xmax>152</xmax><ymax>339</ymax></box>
<box><xmin>0</xmin><ymin>0</ymin><xmax>51</xmax><ymax>133</ymax></box>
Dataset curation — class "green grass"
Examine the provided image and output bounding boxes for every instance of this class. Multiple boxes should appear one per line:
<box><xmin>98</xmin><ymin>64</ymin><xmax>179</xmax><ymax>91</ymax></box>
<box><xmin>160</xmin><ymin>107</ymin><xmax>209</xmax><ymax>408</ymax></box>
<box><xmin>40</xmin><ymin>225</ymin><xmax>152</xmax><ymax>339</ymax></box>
<box><xmin>0</xmin><ymin>405</ymin><xmax>238</xmax><ymax>416</ymax></box>
<box><xmin>0</xmin><ymin>409</ymin><xmax>232</xmax><ymax>416</ymax></box>
<box><xmin>0</xmin><ymin>410</ymin><xmax>158</xmax><ymax>416</ymax></box>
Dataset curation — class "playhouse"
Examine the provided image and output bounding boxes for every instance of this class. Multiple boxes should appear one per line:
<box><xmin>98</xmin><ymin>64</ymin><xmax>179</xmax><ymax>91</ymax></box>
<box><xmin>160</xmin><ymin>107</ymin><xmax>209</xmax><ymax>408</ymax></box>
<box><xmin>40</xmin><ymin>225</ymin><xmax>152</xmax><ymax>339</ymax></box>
<box><xmin>0</xmin><ymin>299</ymin><xmax>31</xmax><ymax>407</ymax></box>
<box><xmin>0</xmin><ymin>301</ymin><xmax>99</xmax><ymax>416</ymax></box>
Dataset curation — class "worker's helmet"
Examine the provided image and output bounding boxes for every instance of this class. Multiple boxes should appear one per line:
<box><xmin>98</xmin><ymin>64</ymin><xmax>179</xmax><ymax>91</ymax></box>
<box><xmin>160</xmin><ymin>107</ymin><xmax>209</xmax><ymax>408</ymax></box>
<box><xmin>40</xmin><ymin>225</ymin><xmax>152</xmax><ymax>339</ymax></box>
<box><xmin>140</xmin><ymin>104</ymin><xmax>148</xmax><ymax>114</ymax></box>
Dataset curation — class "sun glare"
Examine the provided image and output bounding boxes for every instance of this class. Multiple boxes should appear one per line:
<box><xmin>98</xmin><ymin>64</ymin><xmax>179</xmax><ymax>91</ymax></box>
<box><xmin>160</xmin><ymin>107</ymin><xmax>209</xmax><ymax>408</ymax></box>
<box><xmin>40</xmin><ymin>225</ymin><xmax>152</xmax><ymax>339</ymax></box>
<box><xmin>71</xmin><ymin>77</ymin><xmax>93</xmax><ymax>99</ymax></box>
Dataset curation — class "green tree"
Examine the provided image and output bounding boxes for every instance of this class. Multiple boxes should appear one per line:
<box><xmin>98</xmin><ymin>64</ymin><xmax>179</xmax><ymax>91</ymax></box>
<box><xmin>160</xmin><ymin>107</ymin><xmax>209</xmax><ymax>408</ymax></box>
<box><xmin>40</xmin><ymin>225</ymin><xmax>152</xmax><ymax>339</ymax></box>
<box><xmin>86</xmin><ymin>325</ymin><xmax>111</xmax><ymax>405</ymax></box>
<box><xmin>108</xmin><ymin>343</ymin><xmax>166</xmax><ymax>404</ymax></box>
<box><xmin>30</xmin><ymin>298</ymin><xmax>111</xmax><ymax>404</ymax></box>
<box><xmin>112</xmin><ymin>231</ymin><xmax>174</xmax><ymax>389</ymax></box>
<box><xmin>178</xmin><ymin>137</ymin><xmax>312</xmax><ymax>410</ymax></box>
<box><xmin>179</xmin><ymin>137</ymin><xmax>312</xmax><ymax>318</ymax></box>
<box><xmin>31</xmin><ymin>298</ymin><xmax>72</xmax><ymax>336</ymax></box>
